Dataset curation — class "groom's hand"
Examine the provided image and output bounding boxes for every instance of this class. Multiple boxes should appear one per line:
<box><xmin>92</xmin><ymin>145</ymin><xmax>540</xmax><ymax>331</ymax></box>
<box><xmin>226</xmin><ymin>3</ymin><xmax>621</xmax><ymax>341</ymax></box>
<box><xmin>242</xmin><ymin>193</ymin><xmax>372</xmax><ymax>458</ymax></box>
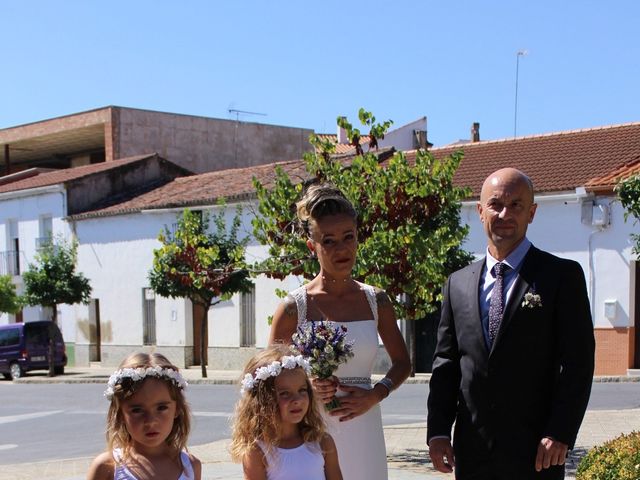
<box><xmin>535</xmin><ymin>437</ymin><xmax>568</xmax><ymax>472</ymax></box>
<box><xmin>428</xmin><ymin>437</ymin><xmax>455</xmax><ymax>473</ymax></box>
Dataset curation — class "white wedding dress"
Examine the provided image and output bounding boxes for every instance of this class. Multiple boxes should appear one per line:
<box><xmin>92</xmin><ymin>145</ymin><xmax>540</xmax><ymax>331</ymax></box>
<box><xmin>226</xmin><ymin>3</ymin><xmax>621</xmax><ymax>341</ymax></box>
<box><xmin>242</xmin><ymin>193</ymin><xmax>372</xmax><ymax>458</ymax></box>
<box><xmin>290</xmin><ymin>283</ymin><xmax>388</xmax><ymax>480</ymax></box>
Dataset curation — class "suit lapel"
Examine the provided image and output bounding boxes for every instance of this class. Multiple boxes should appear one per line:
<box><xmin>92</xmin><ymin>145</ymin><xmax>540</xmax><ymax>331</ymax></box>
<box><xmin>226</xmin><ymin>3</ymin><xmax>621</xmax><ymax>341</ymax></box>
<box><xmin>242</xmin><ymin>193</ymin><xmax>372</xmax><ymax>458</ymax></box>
<box><xmin>490</xmin><ymin>246</ymin><xmax>539</xmax><ymax>355</ymax></box>
<box><xmin>468</xmin><ymin>258</ymin><xmax>488</xmax><ymax>355</ymax></box>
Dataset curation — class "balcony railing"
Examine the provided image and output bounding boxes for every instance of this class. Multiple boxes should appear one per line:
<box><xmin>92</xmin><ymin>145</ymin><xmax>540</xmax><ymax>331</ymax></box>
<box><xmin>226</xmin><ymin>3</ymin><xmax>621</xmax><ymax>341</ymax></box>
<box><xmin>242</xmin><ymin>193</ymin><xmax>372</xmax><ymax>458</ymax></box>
<box><xmin>0</xmin><ymin>250</ymin><xmax>24</xmax><ymax>276</ymax></box>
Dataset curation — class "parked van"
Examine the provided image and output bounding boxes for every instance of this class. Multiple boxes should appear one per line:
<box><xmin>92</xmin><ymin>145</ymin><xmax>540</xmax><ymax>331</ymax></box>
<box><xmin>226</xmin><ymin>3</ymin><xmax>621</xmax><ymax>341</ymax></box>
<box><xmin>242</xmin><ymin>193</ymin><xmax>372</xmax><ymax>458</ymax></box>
<box><xmin>0</xmin><ymin>321</ymin><xmax>67</xmax><ymax>380</ymax></box>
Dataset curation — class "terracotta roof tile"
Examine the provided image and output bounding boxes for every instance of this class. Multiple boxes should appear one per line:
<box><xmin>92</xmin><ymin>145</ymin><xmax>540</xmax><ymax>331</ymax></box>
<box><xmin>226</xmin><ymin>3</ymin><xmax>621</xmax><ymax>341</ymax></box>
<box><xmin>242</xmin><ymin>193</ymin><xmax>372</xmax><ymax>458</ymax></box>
<box><xmin>585</xmin><ymin>159</ymin><xmax>640</xmax><ymax>194</ymax></box>
<box><xmin>70</xmin><ymin>158</ymin><xmax>312</xmax><ymax>219</ymax></box>
<box><xmin>70</xmin><ymin>150</ymin><xmax>396</xmax><ymax>220</ymax></box>
<box><xmin>71</xmin><ymin>122</ymin><xmax>640</xmax><ymax>219</ymax></box>
<box><xmin>316</xmin><ymin>133</ymin><xmax>371</xmax><ymax>154</ymax></box>
<box><xmin>424</xmin><ymin>122</ymin><xmax>640</xmax><ymax>197</ymax></box>
<box><xmin>0</xmin><ymin>154</ymin><xmax>160</xmax><ymax>194</ymax></box>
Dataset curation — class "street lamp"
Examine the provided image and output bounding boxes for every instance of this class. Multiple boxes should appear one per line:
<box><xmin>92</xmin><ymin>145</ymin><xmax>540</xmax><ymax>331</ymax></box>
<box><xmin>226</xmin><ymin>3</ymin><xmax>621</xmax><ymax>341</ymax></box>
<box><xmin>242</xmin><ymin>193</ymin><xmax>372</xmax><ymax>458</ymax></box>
<box><xmin>513</xmin><ymin>49</ymin><xmax>528</xmax><ymax>137</ymax></box>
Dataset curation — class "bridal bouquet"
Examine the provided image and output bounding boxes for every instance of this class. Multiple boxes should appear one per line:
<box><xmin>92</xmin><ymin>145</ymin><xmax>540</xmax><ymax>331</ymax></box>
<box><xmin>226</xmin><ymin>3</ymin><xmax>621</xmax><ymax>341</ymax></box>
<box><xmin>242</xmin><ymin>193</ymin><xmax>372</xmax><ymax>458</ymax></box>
<box><xmin>291</xmin><ymin>320</ymin><xmax>355</xmax><ymax>410</ymax></box>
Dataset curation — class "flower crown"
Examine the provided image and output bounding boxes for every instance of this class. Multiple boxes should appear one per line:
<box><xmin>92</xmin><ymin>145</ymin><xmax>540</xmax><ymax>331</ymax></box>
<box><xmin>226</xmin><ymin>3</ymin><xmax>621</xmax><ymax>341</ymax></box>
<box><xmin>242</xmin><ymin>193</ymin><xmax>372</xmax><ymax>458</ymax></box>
<box><xmin>104</xmin><ymin>366</ymin><xmax>188</xmax><ymax>400</ymax></box>
<box><xmin>241</xmin><ymin>355</ymin><xmax>310</xmax><ymax>394</ymax></box>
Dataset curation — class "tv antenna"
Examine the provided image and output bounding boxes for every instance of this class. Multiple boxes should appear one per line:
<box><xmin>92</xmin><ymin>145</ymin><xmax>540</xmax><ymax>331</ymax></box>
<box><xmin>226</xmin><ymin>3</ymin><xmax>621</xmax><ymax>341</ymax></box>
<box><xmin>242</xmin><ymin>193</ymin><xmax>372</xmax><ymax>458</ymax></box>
<box><xmin>228</xmin><ymin>109</ymin><xmax>267</xmax><ymax>121</ymax></box>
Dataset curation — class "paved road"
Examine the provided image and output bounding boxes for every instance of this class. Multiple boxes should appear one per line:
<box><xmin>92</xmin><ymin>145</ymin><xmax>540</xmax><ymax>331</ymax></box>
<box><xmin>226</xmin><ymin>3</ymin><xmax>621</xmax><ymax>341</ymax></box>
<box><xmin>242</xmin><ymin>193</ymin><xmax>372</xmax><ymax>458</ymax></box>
<box><xmin>1</xmin><ymin>381</ymin><xmax>639</xmax><ymax>465</ymax></box>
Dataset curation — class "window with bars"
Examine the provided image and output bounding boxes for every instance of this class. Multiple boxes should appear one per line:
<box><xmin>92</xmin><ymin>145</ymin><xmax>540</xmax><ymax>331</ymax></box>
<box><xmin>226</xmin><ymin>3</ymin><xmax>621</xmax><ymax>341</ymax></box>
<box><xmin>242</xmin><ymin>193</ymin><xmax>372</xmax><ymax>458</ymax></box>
<box><xmin>6</xmin><ymin>219</ymin><xmax>20</xmax><ymax>275</ymax></box>
<box><xmin>36</xmin><ymin>215</ymin><xmax>53</xmax><ymax>251</ymax></box>
<box><xmin>240</xmin><ymin>287</ymin><xmax>256</xmax><ymax>347</ymax></box>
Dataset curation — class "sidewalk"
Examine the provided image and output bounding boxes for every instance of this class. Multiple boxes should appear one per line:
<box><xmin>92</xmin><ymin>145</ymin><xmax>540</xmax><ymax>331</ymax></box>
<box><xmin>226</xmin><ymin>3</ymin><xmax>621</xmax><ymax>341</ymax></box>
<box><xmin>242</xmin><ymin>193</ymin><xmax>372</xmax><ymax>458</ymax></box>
<box><xmin>4</xmin><ymin>366</ymin><xmax>640</xmax><ymax>480</ymax></box>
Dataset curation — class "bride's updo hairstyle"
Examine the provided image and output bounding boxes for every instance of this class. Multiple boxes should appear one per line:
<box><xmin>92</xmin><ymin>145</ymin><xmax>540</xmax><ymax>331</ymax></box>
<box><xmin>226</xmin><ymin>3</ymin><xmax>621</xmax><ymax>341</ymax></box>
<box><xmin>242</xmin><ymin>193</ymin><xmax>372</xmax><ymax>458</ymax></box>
<box><xmin>296</xmin><ymin>183</ymin><xmax>357</xmax><ymax>237</ymax></box>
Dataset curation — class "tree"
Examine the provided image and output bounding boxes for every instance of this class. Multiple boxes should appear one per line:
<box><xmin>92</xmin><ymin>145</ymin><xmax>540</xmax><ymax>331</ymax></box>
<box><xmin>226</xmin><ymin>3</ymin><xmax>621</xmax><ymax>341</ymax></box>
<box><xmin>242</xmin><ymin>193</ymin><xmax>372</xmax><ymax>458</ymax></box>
<box><xmin>616</xmin><ymin>174</ymin><xmax>640</xmax><ymax>254</ymax></box>
<box><xmin>22</xmin><ymin>236</ymin><xmax>92</xmax><ymax>376</ymax></box>
<box><xmin>149</xmin><ymin>206</ymin><xmax>253</xmax><ymax>378</ymax></box>
<box><xmin>0</xmin><ymin>275</ymin><xmax>21</xmax><ymax>315</ymax></box>
<box><xmin>252</xmin><ymin>109</ymin><xmax>473</xmax><ymax>323</ymax></box>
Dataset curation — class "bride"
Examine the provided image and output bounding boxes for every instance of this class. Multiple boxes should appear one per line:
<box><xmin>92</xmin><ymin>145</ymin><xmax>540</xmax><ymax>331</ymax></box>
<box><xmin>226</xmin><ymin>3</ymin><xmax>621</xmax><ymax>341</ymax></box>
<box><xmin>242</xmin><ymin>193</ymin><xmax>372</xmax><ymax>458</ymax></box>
<box><xmin>269</xmin><ymin>183</ymin><xmax>411</xmax><ymax>480</ymax></box>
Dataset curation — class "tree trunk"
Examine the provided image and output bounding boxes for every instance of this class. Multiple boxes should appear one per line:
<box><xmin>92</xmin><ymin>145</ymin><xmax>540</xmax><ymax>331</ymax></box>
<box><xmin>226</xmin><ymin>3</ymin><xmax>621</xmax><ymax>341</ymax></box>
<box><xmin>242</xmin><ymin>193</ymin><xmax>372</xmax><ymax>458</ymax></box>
<box><xmin>408</xmin><ymin>317</ymin><xmax>416</xmax><ymax>377</ymax></box>
<box><xmin>200</xmin><ymin>305</ymin><xmax>208</xmax><ymax>378</ymax></box>
<box><xmin>48</xmin><ymin>305</ymin><xmax>57</xmax><ymax>377</ymax></box>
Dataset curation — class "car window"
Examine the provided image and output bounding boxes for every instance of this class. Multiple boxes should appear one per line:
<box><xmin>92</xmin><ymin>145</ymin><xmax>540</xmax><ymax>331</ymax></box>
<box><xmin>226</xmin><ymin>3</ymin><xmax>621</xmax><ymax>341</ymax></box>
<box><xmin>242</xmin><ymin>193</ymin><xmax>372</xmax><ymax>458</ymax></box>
<box><xmin>25</xmin><ymin>325</ymin><xmax>48</xmax><ymax>347</ymax></box>
<box><xmin>0</xmin><ymin>328</ymin><xmax>20</xmax><ymax>347</ymax></box>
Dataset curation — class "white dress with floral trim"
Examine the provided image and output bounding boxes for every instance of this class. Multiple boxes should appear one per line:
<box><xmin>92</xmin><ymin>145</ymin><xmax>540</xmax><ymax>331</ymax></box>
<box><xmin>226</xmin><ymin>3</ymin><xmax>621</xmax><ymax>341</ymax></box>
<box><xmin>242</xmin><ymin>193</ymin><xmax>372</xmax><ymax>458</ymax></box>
<box><xmin>290</xmin><ymin>282</ymin><xmax>388</xmax><ymax>480</ymax></box>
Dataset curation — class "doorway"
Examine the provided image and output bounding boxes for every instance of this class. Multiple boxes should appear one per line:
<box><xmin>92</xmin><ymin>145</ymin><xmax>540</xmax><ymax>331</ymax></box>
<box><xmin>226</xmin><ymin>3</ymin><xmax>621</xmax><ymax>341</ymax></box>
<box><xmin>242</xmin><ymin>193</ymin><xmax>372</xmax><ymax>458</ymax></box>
<box><xmin>414</xmin><ymin>309</ymin><xmax>441</xmax><ymax>373</ymax></box>
<box><xmin>89</xmin><ymin>299</ymin><xmax>101</xmax><ymax>362</ymax></box>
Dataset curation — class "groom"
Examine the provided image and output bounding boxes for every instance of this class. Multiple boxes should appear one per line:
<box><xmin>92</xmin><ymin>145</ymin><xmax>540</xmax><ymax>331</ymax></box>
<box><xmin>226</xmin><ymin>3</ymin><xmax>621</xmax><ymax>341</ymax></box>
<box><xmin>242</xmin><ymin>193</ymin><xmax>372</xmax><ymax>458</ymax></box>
<box><xmin>427</xmin><ymin>168</ymin><xmax>595</xmax><ymax>479</ymax></box>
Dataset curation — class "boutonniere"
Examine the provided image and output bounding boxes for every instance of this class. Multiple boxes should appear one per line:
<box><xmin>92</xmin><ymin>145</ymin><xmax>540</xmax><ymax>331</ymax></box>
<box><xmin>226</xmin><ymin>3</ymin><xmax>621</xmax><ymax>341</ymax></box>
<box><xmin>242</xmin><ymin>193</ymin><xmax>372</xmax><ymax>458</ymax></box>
<box><xmin>521</xmin><ymin>288</ymin><xmax>543</xmax><ymax>309</ymax></box>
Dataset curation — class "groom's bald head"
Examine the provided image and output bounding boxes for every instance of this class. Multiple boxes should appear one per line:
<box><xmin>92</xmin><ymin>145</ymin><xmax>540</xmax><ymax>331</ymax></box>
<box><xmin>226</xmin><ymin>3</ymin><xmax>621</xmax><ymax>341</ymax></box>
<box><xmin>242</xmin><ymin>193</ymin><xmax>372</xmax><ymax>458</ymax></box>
<box><xmin>480</xmin><ymin>168</ymin><xmax>534</xmax><ymax>205</ymax></box>
<box><xmin>477</xmin><ymin>168</ymin><xmax>537</xmax><ymax>260</ymax></box>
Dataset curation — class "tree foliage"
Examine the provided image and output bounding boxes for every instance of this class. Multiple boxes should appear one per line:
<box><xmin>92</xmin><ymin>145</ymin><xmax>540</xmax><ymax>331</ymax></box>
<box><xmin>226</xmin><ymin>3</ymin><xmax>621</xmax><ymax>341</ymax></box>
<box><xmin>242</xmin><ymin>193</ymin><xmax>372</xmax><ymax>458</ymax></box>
<box><xmin>616</xmin><ymin>174</ymin><xmax>640</xmax><ymax>254</ymax></box>
<box><xmin>149</xmin><ymin>206</ymin><xmax>253</xmax><ymax>377</ymax></box>
<box><xmin>22</xmin><ymin>235</ymin><xmax>92</xmax><ymax>377</ymax></box>
<box><xmin>252</xmin><ymin>109</ymin><xmax>473</xmax><ymax>320</ymax></box>
<box><xmin>577</xmin><ymin>431</ymin><xmax>640</xmax><ymax>480</ymax></box>
<box><xmin>0</xmin><ymin>275</ymin><xmax>21</xmax><ymax>315</ymax></box>
<box><xmin>22</xmin><ymin>236</ymin><xmax>92</xmax><ymax>320</ymax></box>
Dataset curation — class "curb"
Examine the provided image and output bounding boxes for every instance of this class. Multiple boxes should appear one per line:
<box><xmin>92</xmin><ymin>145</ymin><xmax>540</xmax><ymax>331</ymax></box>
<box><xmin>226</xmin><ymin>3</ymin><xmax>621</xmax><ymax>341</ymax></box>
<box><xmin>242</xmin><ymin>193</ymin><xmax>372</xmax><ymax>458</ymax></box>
<box><xmin>10</xmin><ymin>372</ymin><xmax>640</xmax><ymax>385</ymax></box>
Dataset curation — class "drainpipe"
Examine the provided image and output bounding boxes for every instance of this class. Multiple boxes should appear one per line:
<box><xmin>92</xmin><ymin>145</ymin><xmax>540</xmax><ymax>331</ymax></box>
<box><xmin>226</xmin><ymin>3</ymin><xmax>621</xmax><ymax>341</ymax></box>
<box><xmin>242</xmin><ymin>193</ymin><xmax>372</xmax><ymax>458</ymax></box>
<box><xmin>588</xmin><ymin>227</ymin><xmax>605</xmax><ymax>322</ymax></box>
<box><xmin>587</xmin><ymin>202</ymin><xmax>612</xmax><ymax>322</ymax></box>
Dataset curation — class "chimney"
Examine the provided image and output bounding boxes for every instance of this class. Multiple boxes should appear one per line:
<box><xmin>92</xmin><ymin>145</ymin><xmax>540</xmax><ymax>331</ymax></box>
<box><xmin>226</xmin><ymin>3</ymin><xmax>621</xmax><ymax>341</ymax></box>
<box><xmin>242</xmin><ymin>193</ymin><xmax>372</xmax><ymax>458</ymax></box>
<box><xmin>413</xmin><ymin>130</ymin><xmax>433</xmax><ymax>149</ymax></box>
<box><xmin>337</xmin><ymin>116</ymin><xmax>348</xmax><ymax>144</ymax></box>
<box><xmin>471</xmin><ymin>122</ymin><xmax>480</xmax><ymax>142</ymax></box>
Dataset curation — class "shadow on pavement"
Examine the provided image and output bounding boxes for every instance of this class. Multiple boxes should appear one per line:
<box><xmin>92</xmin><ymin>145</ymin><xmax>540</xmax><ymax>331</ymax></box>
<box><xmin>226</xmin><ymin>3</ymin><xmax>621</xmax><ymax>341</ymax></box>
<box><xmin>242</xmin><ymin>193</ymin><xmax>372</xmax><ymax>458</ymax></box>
<box><xmin>565</xmin><ymin>446</ymin><xmax>588</xmax><ymax>477</ymax></box>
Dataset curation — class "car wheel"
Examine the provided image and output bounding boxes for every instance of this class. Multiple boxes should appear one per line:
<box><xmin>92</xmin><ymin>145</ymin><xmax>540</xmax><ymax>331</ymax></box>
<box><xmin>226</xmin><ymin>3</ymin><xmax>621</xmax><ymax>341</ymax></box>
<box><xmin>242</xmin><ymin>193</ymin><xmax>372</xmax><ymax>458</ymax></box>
<box><xmin>9</xmin><ymin>362</ymin><xmax>23</xmax><ymax>380</ymax></box>
<box><xmin>54</xmin><ymin>365</ymin><xmax>64</xmax><ymax>375</ymax></box>
<box><xmin>2</xmin><ymin>373</ymin><xmax>11</xmax><ymax>380</ymax></box>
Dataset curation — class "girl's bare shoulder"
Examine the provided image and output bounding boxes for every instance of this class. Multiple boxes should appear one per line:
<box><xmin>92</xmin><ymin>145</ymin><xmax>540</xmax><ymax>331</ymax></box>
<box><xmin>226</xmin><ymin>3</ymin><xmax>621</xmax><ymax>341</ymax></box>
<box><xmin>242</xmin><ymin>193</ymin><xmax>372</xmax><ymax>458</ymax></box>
<box><xmin>320</xmin><ymin>432</ymin><xmax>338</xmax><ymax>451</ymax></box>
<box><xmin>86</xmin><ymin>451</ymin><xmax>115</xmax><ymax>480</ymax></box>
<box><xmin>186</xmin><ymin>452</ymin><xmax>202</xmax><ymax>480</ymax></box>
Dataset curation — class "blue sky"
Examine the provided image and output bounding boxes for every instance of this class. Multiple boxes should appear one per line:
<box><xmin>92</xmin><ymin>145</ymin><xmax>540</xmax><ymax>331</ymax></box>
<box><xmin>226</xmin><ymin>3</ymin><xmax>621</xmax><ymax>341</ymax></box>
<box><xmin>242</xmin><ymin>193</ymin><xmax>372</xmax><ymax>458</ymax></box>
<box><xmin>1</xmin><ymin>1</ymin><xmax>638</xmax><ymax>146</ymax></box>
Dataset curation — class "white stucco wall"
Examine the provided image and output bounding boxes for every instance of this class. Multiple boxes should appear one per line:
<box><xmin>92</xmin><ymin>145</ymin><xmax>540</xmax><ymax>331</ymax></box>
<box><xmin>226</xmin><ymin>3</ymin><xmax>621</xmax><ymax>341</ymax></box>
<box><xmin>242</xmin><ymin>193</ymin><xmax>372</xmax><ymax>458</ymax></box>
<box><xmin>74</xmin><ymin>212</ymin><xmax>186</xmax><ymax>346</ymax></box>
<box><xmin>0</xmin><ymin>187</ymin><xmax>78</xmax><ymax>341</ymax></box>
<box><xmin>378</xmin><ymin>117</ymin><xmax>427</xmax><ymax>152</ymax></box>
<box><xmin>73</xmin><ymin>202</ymin><xmax>291</xmax><ymax>353</ymax></box>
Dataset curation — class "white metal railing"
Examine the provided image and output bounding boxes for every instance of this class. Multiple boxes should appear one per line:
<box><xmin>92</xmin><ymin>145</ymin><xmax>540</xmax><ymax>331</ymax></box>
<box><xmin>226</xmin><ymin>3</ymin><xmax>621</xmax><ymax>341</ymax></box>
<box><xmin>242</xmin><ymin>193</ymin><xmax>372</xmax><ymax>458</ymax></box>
<box><xmin>0</xmin><ymin>250</ymin><xmax>23</xmax><ymax>276</ymax></box>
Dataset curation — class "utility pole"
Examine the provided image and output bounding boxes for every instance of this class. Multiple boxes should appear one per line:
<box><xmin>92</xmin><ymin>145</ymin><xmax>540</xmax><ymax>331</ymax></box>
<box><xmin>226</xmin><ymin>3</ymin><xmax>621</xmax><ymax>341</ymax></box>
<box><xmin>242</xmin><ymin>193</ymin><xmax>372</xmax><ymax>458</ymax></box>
<box><xmin>513</xmin><ymin>49</ymin><xmax>528</xmax><ymax>138</ymax></box>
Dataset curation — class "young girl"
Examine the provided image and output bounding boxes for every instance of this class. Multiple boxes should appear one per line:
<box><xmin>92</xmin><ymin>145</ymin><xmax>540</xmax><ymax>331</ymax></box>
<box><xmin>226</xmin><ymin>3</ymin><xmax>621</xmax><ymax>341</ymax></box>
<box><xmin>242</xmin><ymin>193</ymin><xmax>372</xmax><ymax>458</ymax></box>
<box><xmin>87</xmin><ymin>352</ymin><xmax>201</xmax><ymax>480</ymax></box>
<box><xmin>230</xmin><ymin>345</ymin><xmax>342</xmax><ymax>480</ymax></box>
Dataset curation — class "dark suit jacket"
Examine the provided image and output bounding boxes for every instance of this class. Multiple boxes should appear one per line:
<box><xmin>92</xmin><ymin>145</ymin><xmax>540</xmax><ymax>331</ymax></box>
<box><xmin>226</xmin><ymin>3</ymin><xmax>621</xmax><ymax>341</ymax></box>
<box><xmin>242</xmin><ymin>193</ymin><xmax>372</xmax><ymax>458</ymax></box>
<box><xmin>427</xmin><ymin>246</ymin><xmax>595</xmax><ymax>478</ymax></box>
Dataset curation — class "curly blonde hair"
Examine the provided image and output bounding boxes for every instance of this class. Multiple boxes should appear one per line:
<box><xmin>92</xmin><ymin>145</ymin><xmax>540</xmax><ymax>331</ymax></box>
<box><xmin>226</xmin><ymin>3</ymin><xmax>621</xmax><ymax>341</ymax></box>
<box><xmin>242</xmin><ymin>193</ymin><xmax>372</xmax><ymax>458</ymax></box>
<box><xmin>296</xmin><ymin>182</ymin><xmax>357</xmax><ymax>236</ymax></box>
<box><xmin>105</xmin><ymin>352</ymin><xmax>191</xmax><ymax>462</ymax></box>
<box><xmin>229</xmin><ymin>345</ymin><xmax>325</xmax><ymax>462</ymax></box>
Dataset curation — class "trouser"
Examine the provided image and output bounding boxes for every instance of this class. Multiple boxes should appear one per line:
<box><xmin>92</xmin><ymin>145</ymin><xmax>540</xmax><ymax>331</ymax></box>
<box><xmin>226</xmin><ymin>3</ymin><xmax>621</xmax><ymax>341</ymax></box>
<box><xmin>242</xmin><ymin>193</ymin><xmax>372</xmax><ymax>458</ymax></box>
<box><xmin>455</xmin><ymin>462</ymin><xmax>564</xmax><ymax>480</ymax></box>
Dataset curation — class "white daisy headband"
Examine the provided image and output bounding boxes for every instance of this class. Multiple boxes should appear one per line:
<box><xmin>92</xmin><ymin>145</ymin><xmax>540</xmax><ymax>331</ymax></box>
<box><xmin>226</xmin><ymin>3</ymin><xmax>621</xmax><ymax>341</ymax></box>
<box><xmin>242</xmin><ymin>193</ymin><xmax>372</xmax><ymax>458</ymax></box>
<box><xmin>104</xmin><ymin>366</ymin><xmax>188</xmax><ymax>400</ymax></box>
<box><xmin>241</xmin><ymin>355</ymin><xmax>311</xmax><ymax>394</ymax></box>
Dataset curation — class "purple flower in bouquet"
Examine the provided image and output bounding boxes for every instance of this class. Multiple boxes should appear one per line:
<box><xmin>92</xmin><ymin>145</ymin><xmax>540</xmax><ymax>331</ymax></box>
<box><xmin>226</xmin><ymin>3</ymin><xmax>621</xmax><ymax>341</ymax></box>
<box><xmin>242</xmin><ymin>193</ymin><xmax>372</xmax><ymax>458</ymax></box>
<box><xmin>291</xmin><ymin>320</ymin><xmax>355</xmax><ymax>410</ymax></box>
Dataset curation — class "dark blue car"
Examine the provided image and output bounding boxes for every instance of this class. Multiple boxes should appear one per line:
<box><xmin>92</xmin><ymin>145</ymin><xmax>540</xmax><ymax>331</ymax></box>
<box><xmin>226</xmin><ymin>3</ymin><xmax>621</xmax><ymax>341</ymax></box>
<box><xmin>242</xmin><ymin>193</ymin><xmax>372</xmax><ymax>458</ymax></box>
<box><xmin>0</xmin><ymin>321</ymin><xmax>67</xmax><ymax>380</ymax></box>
